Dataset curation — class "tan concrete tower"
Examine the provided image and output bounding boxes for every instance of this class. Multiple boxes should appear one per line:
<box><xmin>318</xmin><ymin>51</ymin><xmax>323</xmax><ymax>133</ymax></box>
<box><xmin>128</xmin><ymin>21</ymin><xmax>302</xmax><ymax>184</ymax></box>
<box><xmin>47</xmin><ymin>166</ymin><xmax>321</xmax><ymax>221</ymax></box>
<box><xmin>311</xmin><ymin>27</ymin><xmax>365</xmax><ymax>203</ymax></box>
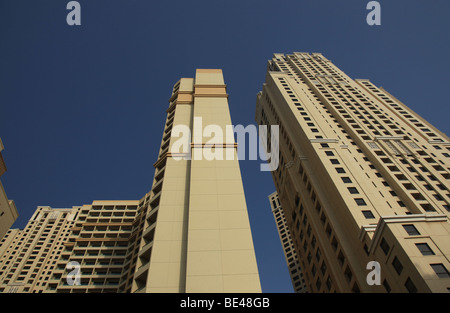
<box><xmin>256</xmin><ymin>53</ymin><xmax>450</xmax><ymax>293</ymax></box>
<box><xmin>269</xmin><ymin>191</ymin><xmax>307</xmax><ymax>293</ymax></box>
<box><xmin>0</xmin><ymin>69</ymin><xmax>261</xmax><ymax>294</ymax></box>
<box><xmin>0</xmin><ymin>138</ymin><xmax>19</xmax><ymax>240</ymax></box>
<box><xmin>0</xmin><ymin>206</ymin><xmax>80</xmax><ymax>293</ymax></box>
<box><xmin>132</xmin><ymin>69</ymin><xmax>261</xmax><ymax>293</ymax></box>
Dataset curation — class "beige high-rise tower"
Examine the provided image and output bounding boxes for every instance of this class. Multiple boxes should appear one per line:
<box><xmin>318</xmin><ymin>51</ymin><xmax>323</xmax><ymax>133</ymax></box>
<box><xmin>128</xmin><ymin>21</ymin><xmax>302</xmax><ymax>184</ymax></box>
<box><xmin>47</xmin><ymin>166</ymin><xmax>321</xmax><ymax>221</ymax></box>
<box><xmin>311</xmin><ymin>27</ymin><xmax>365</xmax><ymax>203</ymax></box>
<box><xmin>132</xmin><ymin>69</ymin><xmax>261</xmax><ymax>293</ymax></box>
<box><xmin>0</xmin><ymin>206</ymin><xmax>81</xmax><ymax>293</ymax></box>
<box><xmin>256</xmin><ymin>53</ymin><xmax>450</xmax><ymax>293</ymax></box>
<box><xmin>0</xmin><ymin>69</ymin><xmax>261</xmax><ymax>294</ymax></box>
<box><xmin>0</xmin><ymin>138</ymin><xmax>19</xmax><ymax>240</ymax></box>
<box><xmin>268</xmin><ymin>191</ymin><xmax>307</xmax><ymax>293</ymax></box>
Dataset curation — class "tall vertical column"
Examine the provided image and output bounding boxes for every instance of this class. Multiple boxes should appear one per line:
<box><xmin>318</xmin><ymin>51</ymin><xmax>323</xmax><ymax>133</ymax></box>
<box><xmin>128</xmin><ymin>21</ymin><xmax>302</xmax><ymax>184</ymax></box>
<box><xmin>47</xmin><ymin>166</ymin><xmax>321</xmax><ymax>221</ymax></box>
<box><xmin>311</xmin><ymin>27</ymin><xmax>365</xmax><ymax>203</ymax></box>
<box><xmin>186</xmin><ymin>69</ymin><xmax>261</xmax><ymax>292</ymax></box>
<box><xmin>141</xmin><ymin>78</ymin><xmax>194</xmax><ymax>293</ymax></box>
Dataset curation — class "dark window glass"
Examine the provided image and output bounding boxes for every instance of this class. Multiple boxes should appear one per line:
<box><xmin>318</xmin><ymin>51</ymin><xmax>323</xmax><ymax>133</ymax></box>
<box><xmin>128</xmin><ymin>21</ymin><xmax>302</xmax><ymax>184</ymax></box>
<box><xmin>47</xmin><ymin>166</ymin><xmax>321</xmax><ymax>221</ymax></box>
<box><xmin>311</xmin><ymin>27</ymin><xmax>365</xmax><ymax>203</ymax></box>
<box><xmin>431</xmin><ymin>264</ymin><xmax>450</xmax><ymax>278</ymax></box>
<box><xmin>403</xmin><ymin>224</ymin><xmax>420</xmax><ymax>236</ymax></box>
<box><xmin>415</xmin><ymin>243</ymin><xmax>435</xmax><ymax>256</ymax></box>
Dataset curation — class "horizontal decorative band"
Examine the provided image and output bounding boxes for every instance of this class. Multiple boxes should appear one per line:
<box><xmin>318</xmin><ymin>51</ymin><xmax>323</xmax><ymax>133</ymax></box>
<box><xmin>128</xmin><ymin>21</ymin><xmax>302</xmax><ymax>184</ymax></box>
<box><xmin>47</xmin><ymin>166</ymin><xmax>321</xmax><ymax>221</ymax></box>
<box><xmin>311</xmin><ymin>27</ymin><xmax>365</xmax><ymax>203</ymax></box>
<box><xmin>190</xmin><ymin>143</ymin><xmax>238</xmax><ymax>148</ymax></box>
<box><xmin>374</xmin><ymin>136</ymin><xmax>404</xmax><ymax>141</ymax></box>
<box><xmin>309</xmin><ymin>138</ymin><xmax>339</xmax><ymax>143</ymax></box>
<box><xmin>194</xmin><ymin>94</ymin><xmax>229</xmax><ymax>98</ymax></box>
<box><xmin>194</xmin><ymin>84</ymin><xmax>227</xmax><ymax>88</ymax></box>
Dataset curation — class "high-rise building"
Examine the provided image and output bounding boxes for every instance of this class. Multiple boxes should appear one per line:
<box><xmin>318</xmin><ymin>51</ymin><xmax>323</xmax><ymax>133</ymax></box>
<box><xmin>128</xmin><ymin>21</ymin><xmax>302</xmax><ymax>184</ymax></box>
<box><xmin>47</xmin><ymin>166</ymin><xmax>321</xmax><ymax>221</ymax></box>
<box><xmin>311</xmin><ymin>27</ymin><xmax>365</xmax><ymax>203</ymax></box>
<box><xmin>51</xmin><ymin>200</ymin><xmax>140</xmax><ymax>293</ymax></box>
<box><xmin>0</xmin><ymin>138</ymin><xmax>19</xmax><ymax>240</ymax></box>
<box><xmin>268</xmin><ymin>191</ymin><xmax>307</xmax><ymax>293</ymax></box>
<box><xmin>256</xmin><ymin>52</ymin><xmax>450</xmax><ymax>293</ymax></box>
<box><xmin>131</xmin><ymin>69</ymin><xmax>261</xmax><ymax>293</ymax></box>
<box><xmin>0</xmin><ymin>69</ymin><xmax>261</xmax><ymax>293</ymax></box>
<box><xmin>0</xmin><ymin>206</ymin><xmax>80</xmax><ymax>293</ymax></box>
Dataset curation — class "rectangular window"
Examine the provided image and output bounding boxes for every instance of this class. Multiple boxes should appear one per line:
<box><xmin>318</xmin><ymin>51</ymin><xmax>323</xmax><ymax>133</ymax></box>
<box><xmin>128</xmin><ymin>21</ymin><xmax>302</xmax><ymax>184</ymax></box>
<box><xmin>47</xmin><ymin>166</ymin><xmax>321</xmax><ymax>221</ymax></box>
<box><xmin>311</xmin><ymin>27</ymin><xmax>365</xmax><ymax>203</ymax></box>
<box><xmin>415</xmin><ymin>243</ymin><xmax>435</xmax><ymax>256</ymax></box>
<box><xmin>336</xmin><ymin>168</ymin><xmax>346</xmax><ymax>173</ymax></box>
<box><xmin>403</xmin><ymin>224</ymin><xmax>420</xmax><ymax>236</ymax></box>
<box><xmin>382</xmin><ymin>279</ymin><xmax>391</xmax><ymax>293</ymax></box>
<box><xmin>392</xmin><ymin>256</ymin><xmax>403</xmax><ymax>275</ymax></box>
<box><xmin>380</xmin><ymin>238</ymin><xmax>390</xmax><ymax>255</ymax></box>
<box><xmin>356</xmin><ymin>198</ymin><xmax>367</xmax><ymax>206</ymax></box>
<box><xmin>341</xmin><ymin>177</ymin><xmax>352</xmax><ymax>183</ymax></box>
<box><xmin>344</xmin><ymin>266</ymin><xmax>353</xmax><ymax>282</ymax></box>
<box><xmin>348</xmin><ymin>187</ymin><xmax>359</xmax><ymax>194</ymax></box>
<box><xmin>362</xmin><ymin>210</ymin><xmax>375</xmax><ymax>219</ymax></box>
<box><xmin>404</xmin><ymin>277</ymin><xmax>417</xmax><ymax>293</ymax></box>
<box><xmin>431</xmin><ymin>264</ymin><xmax>450</xmax><ymax>278</ymax></box>
<box><xmin>326</xmin><ymin>276</ymin><xmax>332</xmax><ymax>291</ymax></box>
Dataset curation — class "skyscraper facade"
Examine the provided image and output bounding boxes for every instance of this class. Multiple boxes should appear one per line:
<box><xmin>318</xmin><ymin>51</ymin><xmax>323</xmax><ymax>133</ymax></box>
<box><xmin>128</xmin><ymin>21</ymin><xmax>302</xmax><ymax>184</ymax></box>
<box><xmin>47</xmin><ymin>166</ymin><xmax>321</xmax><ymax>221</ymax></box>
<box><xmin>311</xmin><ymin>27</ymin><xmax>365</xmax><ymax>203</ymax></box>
<box><xmin>0</xmin><ymin>206</ymin><xmax>80</xmax><ymax>293</ymax></box>
<box><xmin>268</xmin><ymin>191</ymin><xmax>307</xmax><ymax>293</ymax></box>
<box><xmin>256</xmin><ymin>52</ymin><xmax>450</xmax><ymax>292</ymax></box>
<box><xmin>51</xmin><ymin>200</ymin><xmax>140</xmax><ymax>293</ymax></box>
<box><xmin>0</xmin><ymin>138</ymin><xmax>19</xmax><ymax>240</ymax></box>
<box><xmin>133</xmin><ymin>69</ymin><xmax>261</xmax><ymax>293</ymax></box>
<box><xmin>0</xmin><ymin>69</ymin><xmax>261</xmax><ymax>293</ymax></box>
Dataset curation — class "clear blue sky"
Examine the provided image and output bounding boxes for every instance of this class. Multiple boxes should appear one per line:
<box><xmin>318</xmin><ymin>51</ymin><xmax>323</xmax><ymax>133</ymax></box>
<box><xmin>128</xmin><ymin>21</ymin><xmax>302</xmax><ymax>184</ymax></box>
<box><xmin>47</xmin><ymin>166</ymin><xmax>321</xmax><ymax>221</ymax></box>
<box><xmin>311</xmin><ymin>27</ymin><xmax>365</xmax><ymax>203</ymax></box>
<box><xmin>0</xmin><ymin>0</ymin><xmax>449</xmax><ymax>293</ymax></box>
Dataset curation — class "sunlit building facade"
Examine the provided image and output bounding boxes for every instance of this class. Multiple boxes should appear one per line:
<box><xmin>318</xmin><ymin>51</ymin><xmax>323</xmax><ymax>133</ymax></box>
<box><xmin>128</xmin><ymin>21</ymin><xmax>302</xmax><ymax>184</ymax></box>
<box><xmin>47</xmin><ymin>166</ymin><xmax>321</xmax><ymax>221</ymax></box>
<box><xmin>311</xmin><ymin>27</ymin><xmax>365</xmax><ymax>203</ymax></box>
<box><xmin>0</xmin><ymin>138</ymin><xmax>19</xmax><ymax>240</ymax></box>
<box><xmin>269</xmin><ymin>191</ymin><xmax>307</xmax><ymax>293</ymax></box>
<box><xmin>0</xmin><ymin>69</ymin><xmax>261</xmax><ymax>293</ymax></box>
<box><xmin>256</xmin><ymin>52</ymin><xmax>450</xmax><ymax>292</ymax></box>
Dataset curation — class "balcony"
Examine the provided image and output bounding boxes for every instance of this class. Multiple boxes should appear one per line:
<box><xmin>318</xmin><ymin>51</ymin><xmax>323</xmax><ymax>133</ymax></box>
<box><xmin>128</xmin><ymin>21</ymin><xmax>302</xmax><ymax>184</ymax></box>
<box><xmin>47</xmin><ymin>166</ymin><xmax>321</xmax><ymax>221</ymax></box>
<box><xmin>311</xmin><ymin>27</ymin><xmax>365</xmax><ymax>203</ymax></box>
<box><xmin>146</xmin><ymin>206</ymin><xmax>159</xmax><ymax>224</ymax></box>
<box><xmin>142</xmin><ymin>223</ymin><xmax>156</xmax><ymax>243</ymax></box>
<box><xmin>134</xmin><ymin>262</ymin><xmax>150</xmax><ymax>283</ymax></box>
<box><xmin>138</xmin><ymin>241</ymin><xmax>153</xmax><ymax>259</ymax></box>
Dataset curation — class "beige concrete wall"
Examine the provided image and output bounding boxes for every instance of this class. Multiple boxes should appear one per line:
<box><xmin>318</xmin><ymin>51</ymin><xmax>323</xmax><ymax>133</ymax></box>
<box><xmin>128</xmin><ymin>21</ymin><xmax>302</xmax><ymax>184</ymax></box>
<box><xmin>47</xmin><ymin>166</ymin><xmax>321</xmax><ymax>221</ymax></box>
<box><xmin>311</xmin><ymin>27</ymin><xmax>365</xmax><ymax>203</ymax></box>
<box><xmin>185</xmin><ymin>69</ymin><xmax>260</xmax><ymax>293</ymax></box>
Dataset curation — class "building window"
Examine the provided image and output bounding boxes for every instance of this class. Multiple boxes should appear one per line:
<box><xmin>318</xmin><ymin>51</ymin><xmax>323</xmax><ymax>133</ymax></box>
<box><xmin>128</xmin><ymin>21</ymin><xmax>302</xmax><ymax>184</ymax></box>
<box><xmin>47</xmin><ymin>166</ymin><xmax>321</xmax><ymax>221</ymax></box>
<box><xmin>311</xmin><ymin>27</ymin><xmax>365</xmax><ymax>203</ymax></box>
<box><xmin>404</xmin><ymin>277</ymin><xmax>417</xmax><ymax>293</ymax></box>
<box><xmin>336</xmin><ymin>167</ymin><xmax>346</xmax><ymax>173</ymax></box>
<box><xmin>362</xmin><ymin>210</ymin><xmax>375</xmax><ymax>219</ymax></box>
<box><xmin>337</xmin><ymin>250</ymin><xmax>345</xmax><ymax>266</ymax></box>
<box><xmin>320</xmin><ymin>261</ymin><xmax>327</xmax><ymax>275</ymax></box>
<box><xmin>355</xmin><ymin>198</ymin><xmax>367</xmax><ymax>206</ymax></box>
<box><xmin>392</xmin><ymin>256</ymin><xmax>403</xmax><ymax>275</ymax></box>
<box><xmin>380</xmin><ymin>238</ymin><xmax>390</xmax><ymax>255</ymax></box>
<box><xmin>330</xmin><ymin>159</ymin><xmax>340</xmax><ymax>165</ymax></box>
<box><xmin>403</xmin><ymin>224</ymin><xmax>420</xmax><ymax>236</ymax></box>
<box><xmin>351</xmin><ymin>283</ymin><xmax>360</xmax><ymax>293</ymax></box>
<box><xmin>326</xmin><ymin>276</ymin><xmax>333</xmax><ymax>291</ymax></box>
<box><xmin>348</xmin><ymin>187</ymin><xmax>359</xmax><ymax>194</ymax></box>
<box><xmin>415</xmin><ymin>243</ymin><xmax>435</xmax><ymax>256</ymax></box>
<box><xmin>382</xmin><ymin>279</ymin><xmax>391</xmax><ymax>293</ymax></box>
<box><xmin>344</xmin><ymin>266</ymin><xmax>353</xmax><ymax>282</ymax></box>
<box><xmin>430</xmin><ymin>264</ymin><xmax>450</xmax><ymax>278</ymax></box>
<box><xmin>316</xmin><ymin>277</ymin><xmax>322</xmax><ymax>291</ymax></box>
<box><xmin>341</xmin><ymin>177</ymin><xmax>352</xmax><ymax>183</ymax></box>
